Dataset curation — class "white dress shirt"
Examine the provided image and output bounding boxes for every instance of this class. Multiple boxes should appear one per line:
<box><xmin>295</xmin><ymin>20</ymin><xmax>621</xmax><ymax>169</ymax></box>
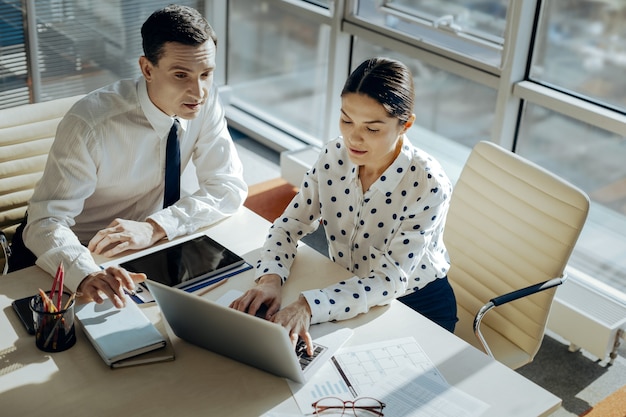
<box><xmin>255</xmin><ymin>137</ymin><xmax>452</xmax><ymax>324</ymax></box>
<box><xmin>24</xmin><ymin>77</ymin><xmax>247</xmax><ymax>290</ymax></box>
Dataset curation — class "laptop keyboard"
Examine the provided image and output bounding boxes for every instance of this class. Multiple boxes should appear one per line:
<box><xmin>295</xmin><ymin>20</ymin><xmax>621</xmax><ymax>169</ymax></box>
<box><xmin>296</xmin><ymin>339</ymin><xmax>326</xmax><ymax>371</ymax></box>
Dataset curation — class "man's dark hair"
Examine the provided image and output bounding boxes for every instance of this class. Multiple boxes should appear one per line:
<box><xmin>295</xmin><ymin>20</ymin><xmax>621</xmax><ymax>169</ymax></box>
<box><xmin>141</xmin><ymin>4</ymin><xmax>217</xmax><ymax>65</ymax></box>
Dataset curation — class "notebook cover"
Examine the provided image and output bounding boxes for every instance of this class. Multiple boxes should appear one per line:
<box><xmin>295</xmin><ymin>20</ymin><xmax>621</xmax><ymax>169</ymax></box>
<box><xmin>76</xmin><ymin>295</ymin><xmax>168</xmax><ymax>367</ymax></box>
<box><xmin>110</xmin><ymin>308</ymin><xmax>175</xmax><ymax>368</ymax></box>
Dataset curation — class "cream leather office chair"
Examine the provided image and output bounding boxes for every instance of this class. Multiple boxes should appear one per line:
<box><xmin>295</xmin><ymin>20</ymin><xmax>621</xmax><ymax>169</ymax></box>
<box><xmin>445</xmin><ymin>141</ymin><xmax>589</xmax><ymax>369</ymax></box>
<box><xmin>0</xmin><ymin>95</ymin><xmax>83</xmax><ymax>274</ymax></box>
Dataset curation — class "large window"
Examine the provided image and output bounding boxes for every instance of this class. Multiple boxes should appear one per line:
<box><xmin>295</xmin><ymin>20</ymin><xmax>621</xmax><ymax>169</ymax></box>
<box><xmin>2</xmin><ymin>0</ymin><xmax>625</xmax><ymax>298</ymax></box>
<box><xmin>518</xmin><ymin>1</ymin><xmax>626</xmax><ymax>292</ymax></box>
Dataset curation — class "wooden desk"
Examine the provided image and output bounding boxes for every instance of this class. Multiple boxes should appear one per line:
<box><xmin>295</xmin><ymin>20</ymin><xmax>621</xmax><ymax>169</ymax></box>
<box><xmin>0</xmin><ymin>208</ymin><xmax>560</xmax><ymax>416</ymax></box>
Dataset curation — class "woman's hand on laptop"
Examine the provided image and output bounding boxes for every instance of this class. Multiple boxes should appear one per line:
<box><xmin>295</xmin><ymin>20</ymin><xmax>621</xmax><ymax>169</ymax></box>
<box><xmin>271</xmin><ymin>295</ymin><xmax>314</xmax><ymax>356</ymax></box>
<box><xmin>229</xmin><ymin>273</ymin><xmax>282</xmax><ymax>319</ymax></box>
<box><xmin>78</xmin><ymin>266</ymin><xmax>146</xmax><ymax>308</ymax></box>
<box><xmin>231</xmin><ymin>275</ymin><xmax>315</xmax><ymax>355</ymax></box>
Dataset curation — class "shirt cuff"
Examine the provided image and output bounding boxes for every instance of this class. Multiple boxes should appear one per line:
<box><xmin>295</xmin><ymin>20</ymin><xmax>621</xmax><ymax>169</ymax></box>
<box><xmin>254</xmin><ymin>262</ymin><xmax>289</xmax><ymax>285</ymax></box>
<box><xmin>146</xmin><ymin>211</ymin><xmax>178</xmax><ymax>240</ymax></box>
<box><xmin>35</xmin><ymin>251</ymin><xmax>100</xmax><ymax>293</ymax></box>
<box><xmin>301</xmin><ymin>289</ymin><xmax>332</xmax><ymax>324</ymax></box>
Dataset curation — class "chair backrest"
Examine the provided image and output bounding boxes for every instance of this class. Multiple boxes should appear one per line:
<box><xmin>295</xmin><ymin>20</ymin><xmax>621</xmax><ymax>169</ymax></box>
<box><xmin>0</xmin><ymin>95</ymin><xmax>83</xmax><ymax>240</ymax></box>
<box><xmin>445</xmin><ymin>141</ymin><xmax>589</xmax><ymax>369</ymax></box>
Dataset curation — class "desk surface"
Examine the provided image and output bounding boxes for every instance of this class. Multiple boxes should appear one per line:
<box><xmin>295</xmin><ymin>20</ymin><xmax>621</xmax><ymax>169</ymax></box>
<box><xmin>0</xmin><ymin>208</ymin><xmax>560</xmax><ymax>417</ymax></box>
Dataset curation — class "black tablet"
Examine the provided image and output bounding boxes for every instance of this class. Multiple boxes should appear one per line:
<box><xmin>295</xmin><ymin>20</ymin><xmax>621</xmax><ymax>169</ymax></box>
<box><xmin>120</xmin><ymin>235</ymin><xmax>245</xmax><ymax>289</ymax></box>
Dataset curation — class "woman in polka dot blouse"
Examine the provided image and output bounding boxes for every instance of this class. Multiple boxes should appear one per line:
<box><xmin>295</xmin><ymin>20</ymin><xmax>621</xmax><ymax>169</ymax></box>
<box><xmin>231</xmin><ymin>57</ymin><xmax>458</xmax><ymax>354</ymax></box>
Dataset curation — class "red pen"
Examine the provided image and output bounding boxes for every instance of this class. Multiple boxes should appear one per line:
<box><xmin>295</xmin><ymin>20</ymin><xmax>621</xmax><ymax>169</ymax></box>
<box><xmin>51</xmin><ymin>262</ymin><xmax>64</xmax><ymax>310</ymax></box>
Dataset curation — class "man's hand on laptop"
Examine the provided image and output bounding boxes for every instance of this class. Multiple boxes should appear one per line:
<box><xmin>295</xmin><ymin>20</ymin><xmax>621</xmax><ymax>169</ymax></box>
<box><xmin>271</xmin><ymin>295</ymin><xmax>314</xmax><ymax>356</ymax></box>
<box><xmin>78</xmin><ymin>266</ymin><xmax>146</xmax><ymax>308</ymax></box>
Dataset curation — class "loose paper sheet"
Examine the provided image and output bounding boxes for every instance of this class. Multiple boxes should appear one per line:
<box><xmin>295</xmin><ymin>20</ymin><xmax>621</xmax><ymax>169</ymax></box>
<box><xmin>288</xmin><ymin>337</ymin><xmax>489</xmax><ymax>417</ymax></box>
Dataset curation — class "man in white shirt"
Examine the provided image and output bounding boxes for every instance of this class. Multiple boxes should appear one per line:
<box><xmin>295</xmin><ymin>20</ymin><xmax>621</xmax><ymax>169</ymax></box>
<box><xmin>19</xmin><ymin>5</ymin><xmax>247</xmax><ymax>308</ymax></box>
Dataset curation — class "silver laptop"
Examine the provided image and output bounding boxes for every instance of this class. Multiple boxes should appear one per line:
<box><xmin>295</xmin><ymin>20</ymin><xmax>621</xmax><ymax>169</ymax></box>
<box><xmin>145</xmin><ymin>279</ymin><xmax>352</xmax><ymax>383</ymax></box>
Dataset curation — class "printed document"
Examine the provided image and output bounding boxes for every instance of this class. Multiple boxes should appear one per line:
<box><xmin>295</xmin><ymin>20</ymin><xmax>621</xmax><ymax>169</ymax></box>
<box><xmin>288</xmin><ymin>337</ymin><xmax>489</xmax><ymax>416</ymax></box>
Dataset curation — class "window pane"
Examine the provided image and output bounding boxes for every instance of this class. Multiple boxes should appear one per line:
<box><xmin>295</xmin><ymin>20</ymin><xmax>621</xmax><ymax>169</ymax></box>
<box><xmin>353</xmin><ymin>39</ymin><xmax>496</xmax><ymax>150</ymax></box>
<box><xmin>0</xmin><ymin>1</ymin><xmax>204</xmax><ymax>104</ymax></box>
<box><xmin>0</xmin><ymin>0</ymin><xmax>28</xmax><ymax>108</ymax></box>
<box><xmin>227</xmin><ymin>0</ymin><xmax>330</xmax><ymax>140</ymax></box>
<box><xmin>530</xmin><ymin>0</ymin><xmax>626</xmax><ymax>113</ymax></box>
<box><xmin>517</xmin><ymin>104</ymin><xmax>626</xmax><ymax>292</ymax></box>
<box><xmin>354</xmin><ymin>0</ymin><xmax>507</xmax><ymax>67</ymax></box>
<box><xmin>37</xmin><ymin>1</ymin><xmax>203</xmax><ymax>99</ymax></box>
<box><xmin>388</xmin><ymin>0</ymin><xmax>507</xmax><ymax>39</ymax></box>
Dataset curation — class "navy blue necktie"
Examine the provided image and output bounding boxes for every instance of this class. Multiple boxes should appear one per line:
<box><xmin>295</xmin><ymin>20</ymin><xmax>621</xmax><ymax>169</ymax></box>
<box><xmin>163</xmin><ymin>119</ymin><xmax>180</xmax><ymax>208</ymax></box>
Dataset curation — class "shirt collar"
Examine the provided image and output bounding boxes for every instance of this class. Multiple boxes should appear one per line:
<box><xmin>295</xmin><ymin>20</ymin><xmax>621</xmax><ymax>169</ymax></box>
<box><xmin>372</xmin><ymin>137</ymin><xmax>413</xmax><ymax>193</ymax></box>
<box><xmin>137</xmin><ymin>76</ymin><xmax>189</xmax><ymax>137</ymax></box>
<box><xmin>345</xmin><ymin>136</ymin><xmax>414</xmax><ymax>194</ymax></box>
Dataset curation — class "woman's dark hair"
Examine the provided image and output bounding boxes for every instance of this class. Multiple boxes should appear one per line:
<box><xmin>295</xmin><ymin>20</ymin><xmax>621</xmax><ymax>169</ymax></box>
<box><xmin>341</xmin><ymin>58</ymin><xmax>415</xmax><ymax>123</ymax></box>
<box><xmin>141</xmin><ymin>4</ymin><xmax>217</xmax><ymax>65</ymax></box>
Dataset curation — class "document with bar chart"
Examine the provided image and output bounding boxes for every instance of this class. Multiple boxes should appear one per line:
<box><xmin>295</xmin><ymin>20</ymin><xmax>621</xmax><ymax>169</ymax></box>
<box><xmin>288</xmin><ymin>337</ymin><xmax>488</xmax><ymax>417</ymax></box>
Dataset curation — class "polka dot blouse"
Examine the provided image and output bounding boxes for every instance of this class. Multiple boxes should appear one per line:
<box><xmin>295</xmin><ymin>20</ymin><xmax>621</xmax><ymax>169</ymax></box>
<box><xmin>255</xmin><ymin>136</ymin><xmax>453</xmax><ymax>324</ymax></box>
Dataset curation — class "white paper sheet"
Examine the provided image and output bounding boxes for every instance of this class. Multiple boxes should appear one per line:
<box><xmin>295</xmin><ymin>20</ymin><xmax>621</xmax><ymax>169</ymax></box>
<box><xmin>361</xmin><ymin>367</ymin><xmax>490</xmax><ymax>417</ymax></box>
<box><xmin>289</xmin><ymin>337</ymin><xmax>488</xmax><ymax>417</ymax></box>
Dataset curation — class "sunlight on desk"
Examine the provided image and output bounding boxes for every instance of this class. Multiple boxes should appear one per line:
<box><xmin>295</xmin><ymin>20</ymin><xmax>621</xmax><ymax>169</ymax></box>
<box><xmin>0</xmin><ymin>294</ymin><xmax>60</xmax><ymax>393</ymax></box>
<box><xmin>0</xmin><ymin>355</ymin><xmax>57</xmax><ymax>391</ymax></box>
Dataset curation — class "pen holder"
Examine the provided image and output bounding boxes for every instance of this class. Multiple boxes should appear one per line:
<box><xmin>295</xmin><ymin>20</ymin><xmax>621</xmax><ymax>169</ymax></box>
<box><xmin>30</xmin><ymin>291</ymin><xmax>76</xmax><ymax>352</ymax></box>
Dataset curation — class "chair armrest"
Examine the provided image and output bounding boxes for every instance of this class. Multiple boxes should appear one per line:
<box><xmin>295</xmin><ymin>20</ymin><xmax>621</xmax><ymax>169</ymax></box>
<box><xmin>1</xmin><ymin>231</ymin><xmax>11</xmax><ymax>275</ymax></box>
<box><xmin>491</xmin><ymin>275</ymin><xmax>567</xmax><ymax>306</ymax></box>
<box><xmin>473</xmin><ymin>274</ymin><xmax>567</xmax><ymax>358</ymax></box>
